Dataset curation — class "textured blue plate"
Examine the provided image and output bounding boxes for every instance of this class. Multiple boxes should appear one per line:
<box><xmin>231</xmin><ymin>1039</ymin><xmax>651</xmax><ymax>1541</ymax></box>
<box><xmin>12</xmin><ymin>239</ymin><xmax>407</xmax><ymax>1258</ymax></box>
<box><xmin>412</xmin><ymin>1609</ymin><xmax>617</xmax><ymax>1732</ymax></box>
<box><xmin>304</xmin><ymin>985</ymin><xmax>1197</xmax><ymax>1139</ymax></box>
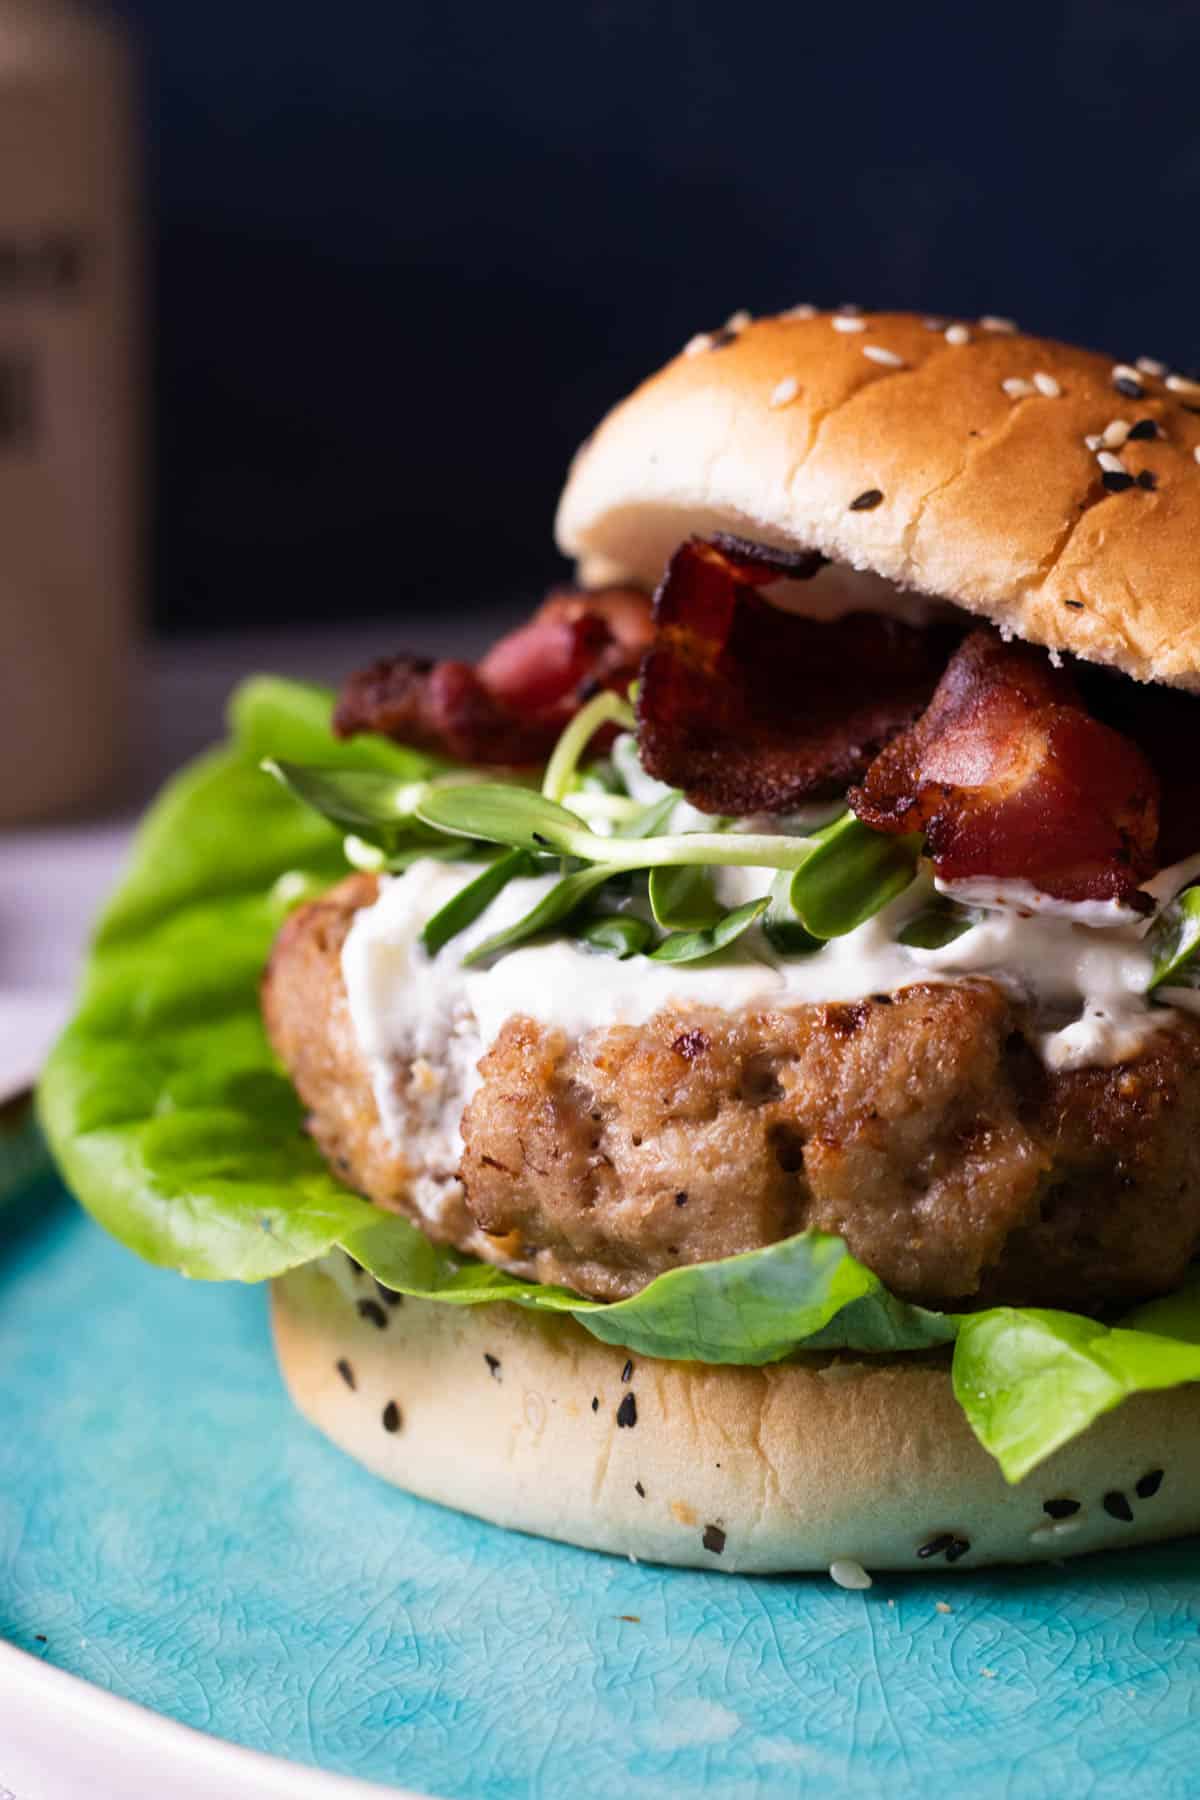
<box><xmin>4</xmin><ymin>1167</ymin><xmax>1200</xmax><ymax>1799</ymax></box>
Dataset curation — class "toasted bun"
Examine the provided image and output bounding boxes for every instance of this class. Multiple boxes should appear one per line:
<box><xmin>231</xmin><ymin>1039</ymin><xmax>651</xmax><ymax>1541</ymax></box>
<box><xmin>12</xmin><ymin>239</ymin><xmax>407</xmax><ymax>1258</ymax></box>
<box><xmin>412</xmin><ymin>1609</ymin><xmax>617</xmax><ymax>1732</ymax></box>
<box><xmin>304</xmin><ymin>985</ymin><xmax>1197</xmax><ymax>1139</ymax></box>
<box><xmin>555</xmin><ymin>310</ymin><xmax>1200</xmax><ymax>689</ymax></box>
<box><xmin>272</xmin><ymin>1257</ymin><xmax>1200</xmax><ymax>1573</ymax></box>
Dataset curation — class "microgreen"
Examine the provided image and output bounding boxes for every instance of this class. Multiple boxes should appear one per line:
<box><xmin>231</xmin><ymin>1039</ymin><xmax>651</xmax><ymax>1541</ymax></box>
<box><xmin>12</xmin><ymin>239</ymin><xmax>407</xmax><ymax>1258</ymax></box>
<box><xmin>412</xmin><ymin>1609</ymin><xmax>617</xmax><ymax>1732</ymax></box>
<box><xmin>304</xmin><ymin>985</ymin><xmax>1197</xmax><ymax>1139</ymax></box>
<box><xmin>897</xmin><ymin>896</ymin><xmax>980</xmax><ymax>949</ymax></box>
<box><xmin>648</xmin><ymin>864</ymin><xmax>723</xmax><ymax>930</ymax></box>
<box><xmin>787</xmin><ymin>812</ymin><xmax>921</xmax><ymax>938</ymax></box>
<box><xmin>578</xmin><ymin>914</ymin><xmax>656</xmax><ymax>959</ymax></box>
<box><xmin>648</xmin><ymin>897</ymin><xmax>769</xmax><ymax>963</ymax></box>
<box><xmin>1148</xmin><ymin>884</ymin><xmax>1200</xmax><ymax>991</ymax></box>
<box><xmin>541</xmin><ymin>689</ymin><xmax>636</xmax><ymax>802</ymax></box>
<box><xmin>420</xmin><ymin>849</ymin><xmax>536</xmax><ymax>956</ymax></box>
<box><xmin>460</xmin><ymin>866</ymin><xmax>617</xmax><ymax>966</ymax></box>
<box><xmin>763</xmin><ymin>869</ymin><xmax>822</xmax><ymax>956</ymax></box>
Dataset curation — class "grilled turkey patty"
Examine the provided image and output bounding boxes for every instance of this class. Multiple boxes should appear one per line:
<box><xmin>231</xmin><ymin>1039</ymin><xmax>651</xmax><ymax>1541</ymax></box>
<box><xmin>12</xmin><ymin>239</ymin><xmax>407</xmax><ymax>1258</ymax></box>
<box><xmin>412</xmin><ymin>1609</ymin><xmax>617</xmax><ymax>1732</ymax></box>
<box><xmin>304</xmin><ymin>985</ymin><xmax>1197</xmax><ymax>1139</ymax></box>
<box><xmin>263</xmin><ymin>874</ymin><xmax>1200</xmax><ymax>1313</ymax></box>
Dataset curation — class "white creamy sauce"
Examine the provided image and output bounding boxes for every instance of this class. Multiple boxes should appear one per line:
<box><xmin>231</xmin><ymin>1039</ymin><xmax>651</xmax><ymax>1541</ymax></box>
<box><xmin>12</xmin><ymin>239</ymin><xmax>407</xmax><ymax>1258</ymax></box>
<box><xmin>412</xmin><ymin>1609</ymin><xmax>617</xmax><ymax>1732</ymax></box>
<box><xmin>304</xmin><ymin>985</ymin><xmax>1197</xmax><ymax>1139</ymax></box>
<box><xmin>934</xmin><ymin>876</ymin><xmax>1144</xmax><ymax>930</ymax></box>
<box><xmin>341</xmin><ymin>835</ymin><xmax>1184</xmax><ymax>1226</ymax></box>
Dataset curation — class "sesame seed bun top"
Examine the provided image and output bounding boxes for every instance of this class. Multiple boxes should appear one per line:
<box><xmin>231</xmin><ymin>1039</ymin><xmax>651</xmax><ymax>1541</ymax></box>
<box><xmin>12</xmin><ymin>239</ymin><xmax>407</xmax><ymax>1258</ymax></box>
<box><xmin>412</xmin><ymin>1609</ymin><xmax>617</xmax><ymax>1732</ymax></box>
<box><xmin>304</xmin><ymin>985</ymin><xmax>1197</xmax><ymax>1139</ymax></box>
<box><xmin>554</xmin><ymin>309</ymin><xmax>1200</xmax><ymax>690</ymax></box>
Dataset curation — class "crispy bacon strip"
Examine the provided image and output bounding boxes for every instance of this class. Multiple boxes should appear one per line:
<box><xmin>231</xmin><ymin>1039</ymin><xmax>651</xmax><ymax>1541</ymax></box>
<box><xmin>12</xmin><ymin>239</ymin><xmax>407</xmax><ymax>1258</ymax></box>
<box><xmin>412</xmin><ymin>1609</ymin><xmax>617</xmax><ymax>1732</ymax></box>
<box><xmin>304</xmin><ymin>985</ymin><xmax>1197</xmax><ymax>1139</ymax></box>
<box><xmin>850</xmin><ymin>627</ymin><xmax>1160</xmax><ymax>910</ymax></box>
<box><xmin>334</xmin><ymin>588</ymin><xmax>653</xmax><ymax>764</ymax></box>
<box><xmin>636</xmin><ymin>535</ymin><xmax>960</xmax><ymax>814</ymax></box>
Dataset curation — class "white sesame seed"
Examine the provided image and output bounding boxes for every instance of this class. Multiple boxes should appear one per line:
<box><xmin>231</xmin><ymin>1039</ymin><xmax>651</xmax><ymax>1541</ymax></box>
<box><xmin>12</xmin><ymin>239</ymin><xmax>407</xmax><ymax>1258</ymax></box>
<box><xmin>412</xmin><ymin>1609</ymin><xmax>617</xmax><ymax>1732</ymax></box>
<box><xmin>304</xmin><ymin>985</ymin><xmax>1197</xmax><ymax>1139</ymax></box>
<box><xmin>1194</xmin><ymin>446</ymin><xmax>1200</xmax><ymax>466</ymax></box>
<box><xmin>936</xmin><ymin>1601</ymin><xmax>953</xmax><ymax>1614</ymax></box>
<box><xmin>782</xmin><ymin>303</ymin><xmax>816</xmax><ymax>320</ymax></box>
<box><xmin>683</xmin><ymin>332</ymin><xmax>713</xmax><ymax>357</ymax></box>
<box><xmin>1002</xmin><ymin>377</ymin><xmax>1035</xmax><ymax>399</ymax></box>
<box><xmin>863</xmin><ymin>345</ymin><xmax>905</xmax><ymax>368</ymax></box>
<box><xmin>981</xmin><ymin>1668</ymin><xmax>997</xmax><ymax>1680</ymax></box>
<box><xmin>1102</xmin><ymin>419</ymin><xmax>1131</xmax><ymax>448</ymax></box>
<box><xmin>829</xmin><ymin>1558</ymin><xmax>873</xmax><ymax>1590</ymax></box>
<box><xmin>1136</xmin><ymin>357</ymin><xmax>1167</xmax><ymax>378</ymax></box>
<box><xmin>1097</xmin><ymin>450</ymin><xmax>1126</xmax><ymax>474</ymax></box>
<box><xmin>1033</xmin><ymin>372</ymin><xmax>1061</xmax><ymax>398</ymax></box>
<box><xmin>769</xmin><ymin>375</ymin><xmax>799</xmax><ymax>409</ymax></box>
<box><xmin>725</xmin><ymin>309</ymin><xmax>752</xmax><ymax>333</ymax></box>
<box><xmin>833</xmin><ymin>314</ymin><xmax>868</xmax><ymax>333</ymax></box>
<box><xmin>1112</xmin><ymin>363</ymin><xmax>1141</xmax><ymax>385</ymax></box>
<box><xmin>1167</xmin><ymin>373</ymin><xmax>1200</xmax><ymax>398</ymax></box>
<box><xmin>945</xmin><ymin>323</ymin><xmax>970</xmax><ymax>346</ymax></box>
<box><xmin>981</xmin><ymin>315</ymin><xmax>1017</xmax><ymax>333</ymax></box>
<box><xmin>1084</xmin><ymin>434</ymin><xmax>1103</xmax><ymax>451</ymax></box>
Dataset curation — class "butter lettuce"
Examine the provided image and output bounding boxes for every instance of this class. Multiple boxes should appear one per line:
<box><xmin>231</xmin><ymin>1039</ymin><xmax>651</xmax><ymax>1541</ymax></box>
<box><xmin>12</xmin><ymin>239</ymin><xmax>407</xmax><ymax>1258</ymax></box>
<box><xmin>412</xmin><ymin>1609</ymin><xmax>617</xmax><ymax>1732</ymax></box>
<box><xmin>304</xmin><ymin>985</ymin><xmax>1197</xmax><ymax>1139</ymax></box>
<box><xmin>37</xmin><ymin>676</ymin><xmax>1200</xmax><ymax>1483</ymax></box>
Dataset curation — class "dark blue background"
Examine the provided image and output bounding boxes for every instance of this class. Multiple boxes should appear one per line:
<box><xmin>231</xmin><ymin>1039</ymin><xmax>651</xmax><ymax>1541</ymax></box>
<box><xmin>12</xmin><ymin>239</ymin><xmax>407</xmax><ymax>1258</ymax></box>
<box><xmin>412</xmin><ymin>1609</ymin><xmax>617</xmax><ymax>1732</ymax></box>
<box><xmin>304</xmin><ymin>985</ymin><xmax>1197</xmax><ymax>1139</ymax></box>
<box><xmin>111</xmin><ymin>0</ymin><xmax>1200</xmax><ymax>633</ymax></box>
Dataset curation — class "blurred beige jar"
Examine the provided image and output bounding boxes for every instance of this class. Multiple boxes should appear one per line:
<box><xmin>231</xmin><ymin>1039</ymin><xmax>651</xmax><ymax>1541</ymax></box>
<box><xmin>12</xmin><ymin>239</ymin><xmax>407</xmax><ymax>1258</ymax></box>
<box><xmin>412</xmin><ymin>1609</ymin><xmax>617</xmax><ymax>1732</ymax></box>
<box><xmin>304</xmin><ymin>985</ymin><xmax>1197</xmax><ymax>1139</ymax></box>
<box><xmin>0</xmin><ymin>0</ymin><xmax>139</xmax><ymax>824</ymax></box>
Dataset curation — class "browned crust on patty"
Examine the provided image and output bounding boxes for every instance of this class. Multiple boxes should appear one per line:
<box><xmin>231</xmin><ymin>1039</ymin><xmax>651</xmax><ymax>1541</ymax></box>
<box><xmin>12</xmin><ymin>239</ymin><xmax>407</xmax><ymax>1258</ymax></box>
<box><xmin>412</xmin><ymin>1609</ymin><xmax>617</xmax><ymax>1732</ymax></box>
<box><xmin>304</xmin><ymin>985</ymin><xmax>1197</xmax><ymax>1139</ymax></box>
<box><xmin>263</xmin><ymin>873</ymin><xmax>1200</xmax><ymax>1312</ymax></box>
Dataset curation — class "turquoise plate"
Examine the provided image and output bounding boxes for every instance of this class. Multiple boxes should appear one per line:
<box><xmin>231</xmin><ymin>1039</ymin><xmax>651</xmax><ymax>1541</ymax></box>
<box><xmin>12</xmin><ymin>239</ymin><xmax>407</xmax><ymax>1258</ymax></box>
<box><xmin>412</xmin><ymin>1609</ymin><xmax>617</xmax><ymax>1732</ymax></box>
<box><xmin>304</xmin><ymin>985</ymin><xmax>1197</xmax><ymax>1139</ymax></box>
<box><xmin>3</xmin><ymin>1158</ymin><xmax>1200</xmax><ymax>1799</ymax></box>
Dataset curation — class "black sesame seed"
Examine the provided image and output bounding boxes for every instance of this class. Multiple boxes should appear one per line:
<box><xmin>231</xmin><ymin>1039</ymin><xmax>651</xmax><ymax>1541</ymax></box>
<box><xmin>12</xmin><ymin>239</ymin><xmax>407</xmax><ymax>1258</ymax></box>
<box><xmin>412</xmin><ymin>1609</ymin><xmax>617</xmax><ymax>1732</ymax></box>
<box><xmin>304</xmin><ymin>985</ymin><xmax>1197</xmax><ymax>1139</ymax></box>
<box><xmin>1103</xmin><ymin>1489</ymin><xmax>1134</xmax><ymax>1522</ymax></box>
<box><xmin>675</xmin><ymin>1191</ymin><xmax>689</xmax><ymax>1207</ymax></box>
<box><xmin>621</xmin><ymin>1359</ymin><xmax>634</xmax><ymax>1384</ymax></box>
<box><xmin>1102</xmin><ymin>470</ymin><xmax>1136</xmax><ymax>494</ymax></box>
<box><xmin>1063</xmin><ymin>599</ymin><xmax>1085</xmax><ymax>610</ymax></box>
<box><xmin>484</xmin><ymin>1353</ymin><xmax>501</xmax><ymax>1380</ymax></box>
<box><xmin>616</xmin><ymin>1392</ymin><xmax>638</xmax><ymax>1429</ymax></box>
<box><xmin>944</xmin><ymin>1538</ymin><xmax>970</xmax><ymax>1564</ymax></box>
<box><xmin>1136</xmin><ymin>1468</ymin><xmax>1164</xmax><ymax>1499</ymax></box>
<box><xmin>1042</xmin><ymin>1496</ymin><xmax>1080</xmax><ymax>1520</ymax></box>
<box><xmin>1114</xmin><ymin>375</ymin><xmax>1144</xmax><ymax>399</ymax></box>
<box><xmin>356</xmin><ymin>1298</ymin><xmax>388</xmax><ymax>1330</ymax></box>
<box><xmin>702</xmin><ymin>1524</ymin><xmax>727</xmax><ymax>1555</ymax></box>
<box><xmin>591</xmin><ymin>1396</ymin><xmax>599</xmax><ymax>1413</ymax></box>
<box><xmin>1137</xmin><ymin>469</ymin><xmax>1158</xmax><ymax>490</ymax></box>
<box><xmin>382</xmin><ymin>1400</ymin><xmax>402</xmax><ymax>1433</ymax></box>
<box><xmin>635</xmin><ymin>1480</ymin><xmax>646</xmax><ymax>1498</ymax></box>
<box><xmin>850</xmin><ymin>488</ymin><xmax>884</xmax><ymax>512</ymax></box>
<box><xmin>375</xmin><ymin>1279</ymin><xmax>403</xmax><ymax>1307</ymax></box>
<box><xmin>35</xmin><ymin>1633</ymin><xmax>46</xmax><ymax>1643</ymax></box>
<box><xmin>336</xmin><ymin>1358</ymin><xmax>356</xmax><ymax>1391</ymax></box>
<box><xmin>1127</xmin><ymin>418</ymin><xmax>1159</xmax><ymax>441</ymax></box>
<box><xmin>916</xmin><ymin>1532</ymin><xmax>956</xmax><ymax>1560</ymax></box>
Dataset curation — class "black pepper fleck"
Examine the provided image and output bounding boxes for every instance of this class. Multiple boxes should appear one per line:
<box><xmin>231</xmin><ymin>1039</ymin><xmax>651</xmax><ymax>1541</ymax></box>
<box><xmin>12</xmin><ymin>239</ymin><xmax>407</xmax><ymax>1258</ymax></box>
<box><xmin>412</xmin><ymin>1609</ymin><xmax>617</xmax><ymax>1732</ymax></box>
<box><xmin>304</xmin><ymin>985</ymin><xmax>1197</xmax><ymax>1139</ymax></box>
<box><xmin>1127</xmin><ymin>418</ymin><xmax>1159</xmax><ymax>441</ymax></box>
<box><xmin>1063</xmin><ymin>599</ymin><xmax>1085</xmax><ymax>610</ymax></box>
<box><xmin>484</xmin><ymin>1353</ymin><xmax>501</xmax><ymax>1380</ymax></box>
<box><xmin>382</xmin><ymin>1400</ymin><xmax>402</xmax><ymax>1433</ymax></box>
<box><xmin>621</xmin><ymin>1359</ymin><xmax>634</xmax><ymax>1384</ymax></box>
<box><xmin>1137</xmin><ymin>469</ymin><xmax>1158</xmax><ymax>490</ymax></box>
<box><xmin>944</xmin><ymin>1538</ymin><xmax>970</xmax><ymax>1563</ymax></box>
<box><xmin>702</xmin><ymin>1524</ymin><xmax>727</xmax><ymax>1555</ymax></box>
<box><xmin>591</xmin><ymin>1396</ymin><xmax>599</xmax><ymax>1413</ymax></box>
<box><xmin>616</xmin><ymin>1392</ymin><xmax>638</xmax><ymax>1429</ymax></box>
<box><xmin>35</xmin><ymin>1634</ymin><xmax>46</xmax><ymax>1643</ymax></box>
<box><xmin>1103</xmin><ymin>1489</ymin><xmax>1134</xmax><ymax>1522</ymax></box>
<box><xmin>850</xmin><ymin>488</ymin><xmax>884</xmax><ymax>512</ymax></box>
<box><xmin>635</xmin><ymin>1480</ymin><xmax>646</xmax><ymax>1498</ymax></box>
<box><xmin>1136</xmin><ymin>1469</ymin><xmax>1164</xmax><ymax>1499</ymax></box>
<box><xmin>675</xmin><ymin>1191</ymin><xmax>689</xmax><ymax>1207</ymax></box>
<box><xmin>1102</xmin><ymin>469</ymin><xmax>1136</xmax><ymax>493</ymax></box>
<box><xmin>1114</xmin><ymin>375</ymin><xmax>1144</xmax><ymax>399</ymax></box>
<box><xmin>356</xmin><ymin>1298</ymin><xmax>388</xmax><ymax>1329</ymax></box>
<box><xmin>336</xmin><ymin>1358</ymin><xmax>356</xmax><ymax>1391</ymax></box>
<box><xmin>1042</xmin><ymin>1496</ymin><xmax>1080</xmax><ymax>1519</ymax></box>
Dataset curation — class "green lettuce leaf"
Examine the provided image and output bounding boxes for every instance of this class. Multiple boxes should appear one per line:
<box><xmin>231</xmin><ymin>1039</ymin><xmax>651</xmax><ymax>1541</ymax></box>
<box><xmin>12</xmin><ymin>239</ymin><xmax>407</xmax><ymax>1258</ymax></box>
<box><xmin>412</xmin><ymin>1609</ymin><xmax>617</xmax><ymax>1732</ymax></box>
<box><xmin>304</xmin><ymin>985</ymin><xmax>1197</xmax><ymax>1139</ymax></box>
<box><xmin>36</xmin><ymin>674</ymin><xmax>1200</xmax><ymax>1484</ymax></box>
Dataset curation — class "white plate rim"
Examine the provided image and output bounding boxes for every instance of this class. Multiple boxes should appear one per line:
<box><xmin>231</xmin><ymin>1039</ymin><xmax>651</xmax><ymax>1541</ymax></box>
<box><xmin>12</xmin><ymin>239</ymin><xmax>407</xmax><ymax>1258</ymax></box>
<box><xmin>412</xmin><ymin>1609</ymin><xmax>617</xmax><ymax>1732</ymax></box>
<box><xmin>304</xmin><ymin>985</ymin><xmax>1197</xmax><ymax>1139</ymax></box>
<box><xmin>0</xmin><ymin>1638</ymin><xmax>435</xmax><ymax>1799</ymax></box>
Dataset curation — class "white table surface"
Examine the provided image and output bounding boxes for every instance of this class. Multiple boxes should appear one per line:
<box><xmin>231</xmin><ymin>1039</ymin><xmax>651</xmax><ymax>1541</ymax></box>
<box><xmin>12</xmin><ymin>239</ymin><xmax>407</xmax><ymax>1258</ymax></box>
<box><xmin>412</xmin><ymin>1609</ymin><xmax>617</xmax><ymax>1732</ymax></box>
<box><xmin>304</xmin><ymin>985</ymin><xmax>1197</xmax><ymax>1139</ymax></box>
<box><xmin>0</xmin><ymin>611</ymin><xmax>519</xmax><ymax>1101</ymax></box>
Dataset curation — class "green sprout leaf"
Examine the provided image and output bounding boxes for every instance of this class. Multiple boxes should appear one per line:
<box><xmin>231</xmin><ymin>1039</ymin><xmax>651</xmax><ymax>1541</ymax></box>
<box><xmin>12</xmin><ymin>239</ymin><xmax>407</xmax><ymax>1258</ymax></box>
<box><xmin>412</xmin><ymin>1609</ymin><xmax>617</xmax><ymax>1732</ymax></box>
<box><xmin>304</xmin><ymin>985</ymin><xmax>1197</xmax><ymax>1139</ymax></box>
<box><xmin>541</xmin><ymin>689</ymin><xmax>636</xmax><ymax>802</ymax></box>
<box><xmin>896</xmin><ymin>896</ymin><xmax>979</xmax><ymax>949</ymax></box>
<box><xmin>460</xmin><ymin>865</ymin><xmax>617</xmax><ymax>965</ymax></box>
<box><xmin>789</xmin><ymin>812</ymin><xmax>921</xmax><ymax>938</ymax></box>
<box><xmin>648</xmin><ymin>863</ymin><xmax>723</xmax><ymax>930</ymax></box>
<box><xmin>419</xmin><ymin>849</ymin><xmax>535</xmax><ymax>956</ymax></box>
<box><xmin>578</xmin><ymin>914</ymin><xmax>655</xmax><ymax>959</ymax></box>
<box><xmin>417</xmin><ymin>783</ymin><xmax>588</xmax><ymax>855</ymax></box>
<box><xmin>263</xmin><ymin>761</ymin><xmax>438</xmax><ymax>837</ymax></box>
<box><xmin>1148</xmin><ymin>884</ymin><xmax>1200</xmax><ymax>991</ymax></box>
<box><xmin>649</xmin><ymin>897</ymin><xmax>769</xmax><ymax>964</ymax></box>
<box><xmin>763</xmin><ymin>868</ymin><xmax>822</xmax><ymax>956</ymax></box>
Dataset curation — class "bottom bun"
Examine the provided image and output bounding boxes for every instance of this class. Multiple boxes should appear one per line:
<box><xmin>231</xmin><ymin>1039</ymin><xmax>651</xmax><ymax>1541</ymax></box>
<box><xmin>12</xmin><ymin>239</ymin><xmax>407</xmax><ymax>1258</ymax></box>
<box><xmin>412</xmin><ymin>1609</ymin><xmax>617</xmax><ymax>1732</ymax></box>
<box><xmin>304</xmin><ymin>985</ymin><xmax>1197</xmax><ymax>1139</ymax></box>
<box><xmin>271</xmin><ymin>1256</ymin><xmax>1200</xmax><ymax>1573</ymax></box>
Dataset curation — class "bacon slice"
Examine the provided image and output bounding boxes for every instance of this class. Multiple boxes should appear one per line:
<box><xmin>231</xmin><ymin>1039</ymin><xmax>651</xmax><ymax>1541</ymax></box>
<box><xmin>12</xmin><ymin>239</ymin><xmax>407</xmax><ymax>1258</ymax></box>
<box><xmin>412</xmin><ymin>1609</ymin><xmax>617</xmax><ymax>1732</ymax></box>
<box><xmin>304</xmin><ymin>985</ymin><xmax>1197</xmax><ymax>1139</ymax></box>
<box><xmin>635</xmin><ymin>536</ymin><xmax>960</xmax><ymax>814</ymax></box>
<box><xmin>334</xmin><ymin>588</ymin><xmax>653</xmax><ymax>764</ymax></box>
<box><xmin>850</xmin><ymin>628</ymin><xmax>1160</xmax><ymax>910</ymax></box>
